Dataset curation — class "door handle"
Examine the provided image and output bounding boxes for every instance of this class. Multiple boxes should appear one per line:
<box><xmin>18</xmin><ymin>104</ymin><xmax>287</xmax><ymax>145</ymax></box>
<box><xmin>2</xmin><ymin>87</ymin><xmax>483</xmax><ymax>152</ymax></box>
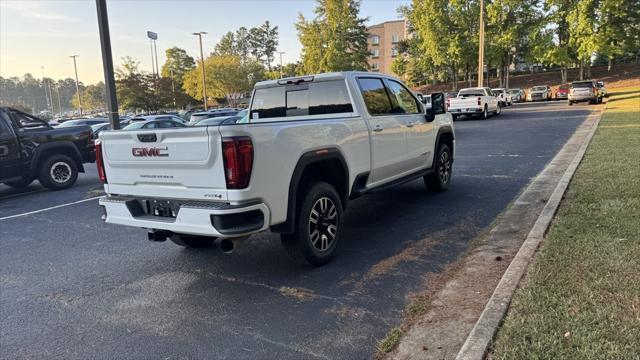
<box><xmin>373</xmin><ymin>125</ymin><xmax>384</xmax><ymax>132</ymax></box>
<box><xmin>406</xmin><ymin>122</ymin><xmax>414</xmax><ymax>128</ymax></box>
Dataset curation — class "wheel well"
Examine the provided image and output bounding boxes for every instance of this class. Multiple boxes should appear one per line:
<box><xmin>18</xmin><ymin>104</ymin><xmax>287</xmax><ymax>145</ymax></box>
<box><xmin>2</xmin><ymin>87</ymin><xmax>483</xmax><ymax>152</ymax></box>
<box><xmin>437</xmin><ymin>132</ymin><xmax>454</xmax><ymax>153</ymax></box>
<box><xmin>298</xmin><ymin>159</ymin><xmax>348</xmax><ymax>208</ymax></box>
<box><xmin>36</xmin><ymin>146</ymin><xmax>84</xmax><ymax>173</ymax></box>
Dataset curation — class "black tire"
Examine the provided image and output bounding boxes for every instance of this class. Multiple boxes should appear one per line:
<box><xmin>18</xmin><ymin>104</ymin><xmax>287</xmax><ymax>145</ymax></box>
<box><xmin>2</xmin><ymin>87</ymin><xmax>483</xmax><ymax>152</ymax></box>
<box><xmin>424</xmin><ymin>143</ymin><xmax>452</xmax><ymax>192</ymax></box>
<box><xmin>568</xmin><ymin>101</ymin><xmax>573</xmax><ymax>106</ymax></box>
<box><xmin>281</xmin><ymin>182</ymin><xmax>343</xmax><ymax>266</ymax></box>
<box><xmin>38</xmin><ymin>154</ymin><xmax>78</xmax><ymax>190</ymax></box>
<box><xmin>480</xmin><ymin>105</ymin><xmax>488</xmax><ymax>119</ymax></box>
<box><xmin>170</xmin><ymin>234</ymin><xmax>215</xmax><ymax>248</ymax></box>
<box><xmin>451</xmin><ymin>114</ymin><xmax>458</xmax><ymax>121</ymax></box>
<box><xmin>494</xmin><ymin>104</ymin><xmax>501</xmax><ymax>116</ymax></box>
<box><xmin>3</xmin><ymin>178</ymin><xmax>33</xmax><ymax>188</ymax></box>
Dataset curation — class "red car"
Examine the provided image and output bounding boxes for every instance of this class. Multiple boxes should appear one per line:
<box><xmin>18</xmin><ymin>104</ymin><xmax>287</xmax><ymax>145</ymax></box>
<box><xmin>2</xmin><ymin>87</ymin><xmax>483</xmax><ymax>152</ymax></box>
<box><xmin>555</xmin><ymin>84</ymin><xmax>570</xmax><ymax>100</ymax></box>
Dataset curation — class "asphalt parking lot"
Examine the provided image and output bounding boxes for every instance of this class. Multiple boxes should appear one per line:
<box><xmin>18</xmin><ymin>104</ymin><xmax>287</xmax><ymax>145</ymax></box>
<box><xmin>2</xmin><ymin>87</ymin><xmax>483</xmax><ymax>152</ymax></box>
<box><xmin>0</xmin><ymin>101</ymin><xmax>597</xmax><ymax>359</ymax></box>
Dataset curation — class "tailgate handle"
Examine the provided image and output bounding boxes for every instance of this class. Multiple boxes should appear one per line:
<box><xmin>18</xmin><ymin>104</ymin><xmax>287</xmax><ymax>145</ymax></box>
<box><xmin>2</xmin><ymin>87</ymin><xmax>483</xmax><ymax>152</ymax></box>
<box><xmin>138</xmin><ymin>133</ymin><xmax>157</xmax><ymax>142</ymax></box>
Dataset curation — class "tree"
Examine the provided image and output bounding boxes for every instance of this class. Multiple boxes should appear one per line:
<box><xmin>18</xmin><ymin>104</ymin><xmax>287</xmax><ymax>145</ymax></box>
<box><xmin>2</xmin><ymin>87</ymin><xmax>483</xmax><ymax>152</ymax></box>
<box><xmin>248</xmin><ymin>21</ymin><xmax>279</xmax><ymax>70</ymax></box>
<box><xmin>72</xmin><ymin>82</ymin><xmax>106</xmax><ymax>111</ymax></box>
<box><xmin>296</xmin><ymin>0</ymin><xmax>370</xmax><ymax>73</ymax></box>
<box><xmin>161</xmin><ymin>47</ymin><xmax>195</xmax><ymax>80</ymax></box>
<box><xmin>568</xmin><ymin>0</ymin><xmax>599</xmax><ymax>79</ymax></box>
<box><xmin>183</xmin><ymin>55</ymin><xmax>265</xmax><ymax>107</ymax></box>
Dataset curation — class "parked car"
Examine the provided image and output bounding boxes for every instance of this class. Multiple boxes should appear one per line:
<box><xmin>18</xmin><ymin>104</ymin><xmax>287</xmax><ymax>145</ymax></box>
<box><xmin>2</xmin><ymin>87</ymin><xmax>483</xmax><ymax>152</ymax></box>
<box><xmin>0</xmin><ymin>107</ymin><xmax>95</xmax><ymax>190</ymax></box>
<box><xmin>57</xmin><ymin>118</ymin><xmax>109</xmax><ymax>128</ymax></box>
<box><xmin>507</xmin><ymin>88</ymin><xmax>525</xmax><ymax>103</ymax></box>
<box><xmin>193</xmin><ymin>109</ymin><xmax>249</xmax><ymax>126</ymax></box>
<box><xmin>568</xmin><ymin>80</ymin><xmax>600</xmax><ymax>105</ymax></box>
<box><xmin>555</xmin><ymin>84</ymin><xmax>570</xmax><ymax>100</ymax></box>
<box><xmin>189</xmin><ymin>108</ymin><xmax>240</xmax><ymax>125</ymax></box>
<box><xmin>596</xmin><ymin>81</ymin><xmax>608</xmax><ymax>100</ymax></box>
<box><xmin>529</xmin><ymin>85</ymin><xmax>552</xmax><ymax>101</ymax></box>
<box><xmin>97</xmin><ymin>72</ymin><xmax>455</xmax><ymax>266</ymax></box>
<box><xmin>491</xmin><ymin>88</ymin><xmax>512</xmax><ymax>106</ymax></box>
<box><xmin>129</xmin><ymin>114</ymin><xmax>188</xmax><ymax>124</ymax></box>
<box><xmin>122</xmin><ymin>118</ymin><xmax>187</xmax><ymax>130</ymax></box>
<box><xmin>90</xmin><ymin>122</ymin><xmax>112</xmax><ymax>139</ymax></box>
<box><xmin>447</xmin><ymin>87</ymin><xmax>501</xmax><ymax>120</ymax></box>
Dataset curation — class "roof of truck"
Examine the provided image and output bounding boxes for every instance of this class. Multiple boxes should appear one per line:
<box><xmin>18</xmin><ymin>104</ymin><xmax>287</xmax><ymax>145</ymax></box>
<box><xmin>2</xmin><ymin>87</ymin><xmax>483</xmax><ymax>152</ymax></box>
<box><xmin>254</xmin><ymin>71</ymin><xmax>400</xmax><ymax>89</ymax></box>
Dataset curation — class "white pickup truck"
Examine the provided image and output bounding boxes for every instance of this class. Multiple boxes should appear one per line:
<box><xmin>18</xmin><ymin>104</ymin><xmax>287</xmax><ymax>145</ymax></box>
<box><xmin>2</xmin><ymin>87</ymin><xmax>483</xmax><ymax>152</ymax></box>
<box><xmin>447</xmin><ymin>87</ymin><xmax>501</xmax><ymax>120</ymax></box>
<box><xmin>97</xmin><ymin>72</ymin><xmax>455</xmax><ymax>265</ymax></box>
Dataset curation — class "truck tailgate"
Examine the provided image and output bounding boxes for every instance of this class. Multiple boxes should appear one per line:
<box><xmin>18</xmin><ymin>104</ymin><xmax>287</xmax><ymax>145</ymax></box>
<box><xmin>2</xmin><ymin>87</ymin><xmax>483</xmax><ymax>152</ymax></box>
<box><xmin>100</xmin><ymin>127</ymin><xmax>228</xmax><ymax>200</ymax></box>
<box><xmin>448</xmin><ymin>97</ymin><xmax>479</xmax><ymax>109</ymax></box>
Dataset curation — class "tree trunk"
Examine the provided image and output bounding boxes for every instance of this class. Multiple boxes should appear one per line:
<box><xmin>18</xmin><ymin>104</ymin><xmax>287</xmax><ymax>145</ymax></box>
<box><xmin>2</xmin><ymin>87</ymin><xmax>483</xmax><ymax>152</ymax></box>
<box><xmin>607</xmin><ymin>57</ymin><xmax>612</xmax><ymax>71</ymax></box>
<box><xmin>561</xmin><ymin>65</ymin><xmax>567</xmax><ymax>84</ymax></box>
<box><xmin>579</xmin><ymin>61</ymin><xmax>584</xmax><ymax>80</ymax></box>
<box><xmin>505</xmin><ymin>63</ymin><xmax>510</xmax><ymax>89</ymax></box>
<box><xmin>586</xmin><ymin>64</ymin><xmax>591</xmax><ymax>79</ymax></box>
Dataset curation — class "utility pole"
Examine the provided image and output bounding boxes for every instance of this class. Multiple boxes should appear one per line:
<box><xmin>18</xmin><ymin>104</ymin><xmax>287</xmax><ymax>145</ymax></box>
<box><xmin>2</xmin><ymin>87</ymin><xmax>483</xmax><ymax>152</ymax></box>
<box><xmin>193</xmin><ymin>32</ymin><xmax>208</xmax><ymax>110</ymax></box>
<box><xmin>70</xmin><ymin>55</ymin><xmax>83</xmax><ymax>115</ymax></box>
<box><xmin>477</xmin><ymin>0</ymin><xmax>485</xmax><ymax>88</ymax></box>
<box><xmin>153</xmin><ymin>39</ymin><xmax>159</xmax><ymax>79</ymax></box>
<box><xmin>149</xmin><ymin>38</ymin><xmax>155</xmax><ymax>76</ymax></box>
<box><xmin>96</xmin><ymin>0</ymin><xmax>120</xmax><ymax>129</ymax></box>
<box><xmin>278</xmin><ymin>51</ymin><xmax>285</xmax><ymax>78</ymax></box>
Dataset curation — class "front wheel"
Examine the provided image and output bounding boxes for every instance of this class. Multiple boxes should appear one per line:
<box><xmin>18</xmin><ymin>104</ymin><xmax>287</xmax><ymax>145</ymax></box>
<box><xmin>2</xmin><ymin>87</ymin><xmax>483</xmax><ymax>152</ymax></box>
<box><xmin>494</xmin><ymin>104</ymin><xmax>501</xmax><ymax>115</ymax></box>
<box><xmin>480</xmin><ymin>106</ymin><xmax>489</xmax><ymax>119</ymax></box>
<box><xmin>281</xmin><ymin>182</ymin><xmax>343</xmax><ymax>266</ymax></box>
<box><xmin>424</xmin><ymin>143</ymin><xmax>452</xmax><ymax>192</ymax></box>
<box><xmin>38</xmin><ymin>154</ymin><xmax>78</xmax><ymax>190</ymax></box>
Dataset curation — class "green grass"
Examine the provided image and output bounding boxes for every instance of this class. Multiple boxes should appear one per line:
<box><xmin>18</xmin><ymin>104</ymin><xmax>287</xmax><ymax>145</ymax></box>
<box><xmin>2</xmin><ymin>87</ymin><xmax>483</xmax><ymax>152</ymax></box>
<box><xmin>490</xmin><ymin>87</ymin><xmax>640</xmax><ymax>359</ymax></box>
<box><xmin>376</xmin><ymin>326</ymin><xmax>404</xmax><ymax>354</ymax></box>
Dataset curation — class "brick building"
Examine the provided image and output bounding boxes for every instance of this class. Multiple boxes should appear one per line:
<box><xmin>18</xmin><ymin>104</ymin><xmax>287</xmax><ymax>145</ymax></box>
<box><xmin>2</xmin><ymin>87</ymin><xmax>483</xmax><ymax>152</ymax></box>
<box><xmin>367</xmin><ymin>19</ymin><xmax>407</xmax><ymax>75</ymax></box>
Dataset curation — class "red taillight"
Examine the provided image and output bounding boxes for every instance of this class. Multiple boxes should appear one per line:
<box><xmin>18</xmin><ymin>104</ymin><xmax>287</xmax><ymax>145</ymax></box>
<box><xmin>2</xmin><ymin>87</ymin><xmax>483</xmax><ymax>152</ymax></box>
<box><xmin>477</xmin><ymin>97</ymin><xmax>482</xmax><ymax>106</ymax></box>
<box><xmin>222</xmin><ymin>137</ymin><xmax>253</xmax><ymax>189</ymax></box>
<box><xmin>446</xmin><ymin>99</ymin><xmax>450</xmax><ymax>109</ymax></box>
<box><xmin>95</xmin><ymin>140</ymin><xmax>107</xmax><ymax>183</ymax></box>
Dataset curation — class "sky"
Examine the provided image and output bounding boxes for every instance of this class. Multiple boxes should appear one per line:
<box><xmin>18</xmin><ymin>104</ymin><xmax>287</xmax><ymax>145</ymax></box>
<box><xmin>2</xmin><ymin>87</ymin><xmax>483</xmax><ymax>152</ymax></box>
<box><xmin>0</xmin><ymin>0</ymin><xmax>409</xmax><ymax>84</ymax></box>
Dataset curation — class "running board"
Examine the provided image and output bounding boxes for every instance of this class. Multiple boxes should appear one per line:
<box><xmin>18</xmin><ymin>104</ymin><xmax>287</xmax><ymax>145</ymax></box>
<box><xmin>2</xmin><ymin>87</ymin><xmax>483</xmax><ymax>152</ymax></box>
<box><xmin>352</xmin><ymin>168</ymin><xmax>434</xmax><ymax>198</ymax></box>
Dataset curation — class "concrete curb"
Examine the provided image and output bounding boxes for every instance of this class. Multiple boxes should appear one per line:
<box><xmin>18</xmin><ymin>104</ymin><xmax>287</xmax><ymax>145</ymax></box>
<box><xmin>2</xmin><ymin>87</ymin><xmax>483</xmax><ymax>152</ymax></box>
<box><xmin>454</xmin><ymin>109</ymin><xmax>604</xmax><ymax>359</ymax></box>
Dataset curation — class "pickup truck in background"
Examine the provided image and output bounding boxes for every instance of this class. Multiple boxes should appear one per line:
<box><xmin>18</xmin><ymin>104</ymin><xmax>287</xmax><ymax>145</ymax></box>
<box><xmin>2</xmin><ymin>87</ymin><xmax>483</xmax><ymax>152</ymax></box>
<box><xmin>528</xmin><ymin>85</ymin><xmax>552</xmax><ymax>101</ymax></box>
<box><xmin>97</xmin><ymin>72</ymin><xmax>455</xmax><ymax>266</ymax></box>
<box><xmin>491</xmin><ymin>88</ymin><xmax>512</xmax><ymax>107</ymax></box>
<box><xmin>0</xmin><ymin>107</ymin><xmax>95</xmax><ymax>190</ymax></box>
<box><xmin>447</xmin><ymin>87</ymin><xmax>501</xmax><ymax>120</ymax></box>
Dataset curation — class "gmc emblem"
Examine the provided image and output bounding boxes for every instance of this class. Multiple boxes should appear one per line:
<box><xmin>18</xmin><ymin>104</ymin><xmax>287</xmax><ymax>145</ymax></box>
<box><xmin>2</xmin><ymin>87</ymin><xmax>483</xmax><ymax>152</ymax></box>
<box><xmin>132</xmin><ymin>146</ymin><xmax>169</xmax><ymax>157</ymax></box>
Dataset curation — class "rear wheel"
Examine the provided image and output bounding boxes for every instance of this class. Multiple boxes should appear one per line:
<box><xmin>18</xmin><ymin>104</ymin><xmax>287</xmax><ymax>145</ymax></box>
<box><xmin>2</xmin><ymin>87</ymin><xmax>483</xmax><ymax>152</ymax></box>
<box><xmin>38</xmin><ymin>154</ymin><xmax>78</xmax><ymax>190</ymax></box>
<box><xmin>281</xmin><ymin>182</ymin><xmax>343</xmax><ymax>266</ymax></box>
<box><xmin>170</xmin><ymin>234</ymin><xmax>215</xmax><ymax>248</ymax></box>
<box><xmin>424</xmin><ymin>143</ymin><xmax>452</xmax><ymax>192</ymax></box>
<box><xmin>3</xmin><ymin>178</ymin><xmax>33</xmax><ymax>188</ymax></box>
<box><xmin>480</xmin><ymin>106</ymin><xmax>488</xmax><ymax>119</ymax></box>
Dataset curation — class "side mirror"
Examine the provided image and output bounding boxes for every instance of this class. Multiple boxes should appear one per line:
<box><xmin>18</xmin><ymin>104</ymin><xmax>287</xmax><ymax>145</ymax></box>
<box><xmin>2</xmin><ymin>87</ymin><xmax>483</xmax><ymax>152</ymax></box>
<box><xmin>431</xmin><ymin>93</ymin><xmax>446</xmax><ymax>115</ymax></box>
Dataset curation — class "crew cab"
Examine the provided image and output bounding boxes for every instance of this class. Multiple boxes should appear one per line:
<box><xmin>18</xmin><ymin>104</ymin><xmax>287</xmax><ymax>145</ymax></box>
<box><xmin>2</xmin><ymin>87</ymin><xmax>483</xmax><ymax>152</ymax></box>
<box><xmin>528</xmin><ymin>85</ymin><xmax>551</xmax><ymax>101</ymax></box>
<box><xmin>97</xmin><ymin>72</ymin><xmax>455</xmax><ymax>266</ymax></box>
<box><xmin>447</xmin><ymin>87</ymin><xmax>501</xmax><ymax>120</ymax></box>
<box><xmin>491</xmin><ymin>88</ymin><xmax>512</xmax><ymax>107</ymax></box>
<box><xmin>0</xmin><ymin>107</ymin><xmax>95</xmax><ymax>190</ymax></box>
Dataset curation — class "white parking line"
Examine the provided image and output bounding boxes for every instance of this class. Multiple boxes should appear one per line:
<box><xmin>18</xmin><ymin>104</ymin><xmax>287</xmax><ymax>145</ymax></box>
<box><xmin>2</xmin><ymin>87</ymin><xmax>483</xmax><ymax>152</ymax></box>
<box><xmin>0</xmin><ymin>197</ymin><xmax>99</xmax><ymax>221</ymax></box>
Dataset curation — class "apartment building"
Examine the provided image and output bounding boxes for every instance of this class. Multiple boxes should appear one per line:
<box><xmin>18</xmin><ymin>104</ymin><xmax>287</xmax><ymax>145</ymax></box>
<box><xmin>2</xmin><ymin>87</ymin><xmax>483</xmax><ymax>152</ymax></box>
<box><xmin>367</xmin><ymin>19</ymin><xmax>407</xmax><ymax>75</ymax></box>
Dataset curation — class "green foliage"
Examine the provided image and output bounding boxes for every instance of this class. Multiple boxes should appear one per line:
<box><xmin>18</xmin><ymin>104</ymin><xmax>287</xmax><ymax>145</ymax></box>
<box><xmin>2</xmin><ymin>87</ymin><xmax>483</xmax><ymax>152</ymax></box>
<box><xmin>71</xmin><ymin>82</ymin><xmax>105</xmax><ymax>111</ymax></box>
<box><xmin>214</xmin><ymin>22</ymin><xmax>279</xmax><ymax>70</ymax></box>
<box><xmin>161</xmin><ymin>47</ymin><xmax>195</xmax><ymax>80</ymax></box>
<box><xmin>296</xmin><ymin>0</ymin><xmax>370</xmax><ymax>73</ymax></box>
<box><xmin>183</xmin><ymin>55</ymin><xmax>265</xmax><ymax>107</ymax></box>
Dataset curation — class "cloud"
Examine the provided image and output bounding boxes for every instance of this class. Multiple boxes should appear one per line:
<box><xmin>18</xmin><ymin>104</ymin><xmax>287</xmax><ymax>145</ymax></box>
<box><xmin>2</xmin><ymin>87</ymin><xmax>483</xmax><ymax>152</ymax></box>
<box><xmin>0</xmin><ymin>1</ymin><xmax>79</xmax><ymax>22</ymax></box>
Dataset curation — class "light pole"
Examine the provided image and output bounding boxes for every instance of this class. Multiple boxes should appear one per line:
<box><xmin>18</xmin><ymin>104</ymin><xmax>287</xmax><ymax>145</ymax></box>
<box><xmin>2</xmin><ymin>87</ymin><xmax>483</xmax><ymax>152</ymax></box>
<box><xmin>40</xmin><ymin>66</ymin><xmax>51</xmax><ymax>113</ymax></box>
<box><xmin>477</xmin><ymin>0</ymin><xmax>485</xmax><ymax>87</ymax></box>
<box><xmin>70</xmin><ymin>55</ymin><xmax>83</xmax><ymax>115</ymax></box>
<box><xmin>96</xmin><ymin>0</ymin><xmax>120</xmax><ymax>129</ymax></box>
<box><xmin>193</xmin><ymin>32</ymin><xmax>208</xmax><ymax>110</ymax></box>
<box><xmin>278</xmin><ymin>51</ymin><xmax>285</xmax><ymax>78</ymax></box>
<box><xmin>54</xmin><ymin>84</ymin><xmax>62</xmax><ymax>115</ymax></box>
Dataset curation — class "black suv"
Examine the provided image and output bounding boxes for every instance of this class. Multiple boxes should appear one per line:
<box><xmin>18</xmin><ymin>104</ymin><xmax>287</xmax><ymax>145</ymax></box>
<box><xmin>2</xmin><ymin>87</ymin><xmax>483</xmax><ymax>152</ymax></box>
<box><xmin>0</xmin><ymin>107</ymin><xmax>95</xmax><ymax>190</ymax></box>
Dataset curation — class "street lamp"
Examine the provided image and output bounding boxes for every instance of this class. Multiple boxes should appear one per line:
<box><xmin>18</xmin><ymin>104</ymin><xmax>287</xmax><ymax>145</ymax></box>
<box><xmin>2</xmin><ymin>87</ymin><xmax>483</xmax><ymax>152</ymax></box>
<box><xmin>278</xmin><ymin>51</ymin><xmax>285</xmax><ymax>78</ymax></box>
<box><xmin>70</xmin><ymin>55</ymin><xmax>83</xmax><ymax>115</ymax></box>
<box><xmin>193</xmin><ymin>31</ymin><xmax>208</xmax><ymax>110</ymax></box>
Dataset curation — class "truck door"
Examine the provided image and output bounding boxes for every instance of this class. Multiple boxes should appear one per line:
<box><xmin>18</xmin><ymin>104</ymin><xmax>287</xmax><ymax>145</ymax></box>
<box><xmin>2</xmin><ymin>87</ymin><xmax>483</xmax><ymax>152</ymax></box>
<box><xmin>0</xmin><ymin>111</ymin><xmax>21</xmax><ymax>180</ymax></box>
<box><xmin>356</xmin><ymin>77</ymin><xmax>409</xmax><ymax>185</ymax></box>
<box><xmin>384</xmin><ymin>79</ymin><xmax>435</xmax><ymax>171</ymax></box>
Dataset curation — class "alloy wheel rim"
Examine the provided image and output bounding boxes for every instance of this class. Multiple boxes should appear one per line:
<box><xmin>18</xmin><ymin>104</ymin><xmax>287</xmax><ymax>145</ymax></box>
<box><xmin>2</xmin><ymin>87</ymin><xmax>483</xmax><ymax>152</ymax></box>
<box><xmin>50</xmin><ymin>162</ymin><xmax>72</xmax><ymax>183</ymax></box>
<box><xmin>308</xmin><ymin>197</ymin><xmax>338</xmax><ymax>252</ymax></box>
<box><xmin>439</xmin><ymin>150</ymin><xmax>451</xmax><ymax>184</ymax></box>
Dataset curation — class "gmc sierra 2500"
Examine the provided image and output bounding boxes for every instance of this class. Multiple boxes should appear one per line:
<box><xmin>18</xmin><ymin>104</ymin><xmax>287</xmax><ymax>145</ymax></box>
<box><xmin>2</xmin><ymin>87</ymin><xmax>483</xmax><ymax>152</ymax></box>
<box><xmin>97</xmin><ymin>72</ymin><xmax>455</xmax><ymax>265</ymax></box>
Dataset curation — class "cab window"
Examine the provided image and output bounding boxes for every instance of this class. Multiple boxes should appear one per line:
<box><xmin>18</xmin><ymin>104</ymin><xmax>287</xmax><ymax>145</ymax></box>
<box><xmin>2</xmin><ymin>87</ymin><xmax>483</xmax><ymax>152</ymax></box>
<box><xmin>357</xmin><ymin>78</ymin><xmax>393</xmax><ymax>115</ymax></box>
<box><xmin>386</xmin><ymin>80</ymin><xmax>421</xmax><ymax>114</ymax></box>
<box><xmin>10</xmin><ymin>110</ymin><xmax>47</xmax><ymax>128</ymax></box>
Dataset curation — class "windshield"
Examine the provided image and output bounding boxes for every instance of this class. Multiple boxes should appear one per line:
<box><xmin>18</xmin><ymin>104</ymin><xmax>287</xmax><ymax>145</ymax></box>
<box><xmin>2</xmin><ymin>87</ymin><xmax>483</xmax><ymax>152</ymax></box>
<box><xmin>507</xmin><ymin>89</ymin><xmax>520</xmax><ymax>94</ymax></box>
<box><xmin>122</xmin><ymin>122</ymin><xmax>146</xmax><ymax>130</ymax></box>
<box><xmin>458</xmin><ymin>89</ymin><xmax>485</xmax><ymax>97</ymax></box>
<box><xmin>559</xmin><ymin>85</ymin><xmax>570</xmax><ymax>90</ymax></box>
<box><xmin>572</xmin><ymin>82</ymin><xmax>593</xmax><ymax>88</ymax></box>
<box><xmin>532</xmin><ymin>86</ymin><xmax>547</xmax><ymax>91</ymax></box>
<box><xmin>90</xmin><ymin>123</ymin><xmax>109</xmax><ymax>131</ymax></box>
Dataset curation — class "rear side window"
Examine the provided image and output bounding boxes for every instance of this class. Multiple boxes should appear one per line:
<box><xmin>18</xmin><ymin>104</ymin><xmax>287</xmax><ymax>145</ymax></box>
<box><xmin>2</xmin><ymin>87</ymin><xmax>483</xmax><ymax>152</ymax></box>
<box><xmin>251</xmin><ymin>80</ymin><xmax>353</xmax><ymax>120</ymax></box>
<box><xmin>10</xmin><ymin>110</ymin><xmax>47</xmax><ymax>128</ymax></box>
<box><xmin>357</xmin><ymin>78</ymin><xmax>392</xmax><ymax>115</ymax></box>
<box><xmin>572</xmin><ymin>82</ymin><xmax>593</xmax><ymax>88</ymax></box>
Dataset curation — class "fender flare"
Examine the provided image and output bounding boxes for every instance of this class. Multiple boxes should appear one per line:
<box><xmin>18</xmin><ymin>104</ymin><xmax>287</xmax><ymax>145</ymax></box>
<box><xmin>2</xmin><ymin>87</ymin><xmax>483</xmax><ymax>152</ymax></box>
<box><xmin>433</xmin><ymin>125</ymin><xmax>455</xmax><ymax>163</ymax></box>
<box><xmin>30</xmin><ymin>142</ymin><xmax>85</xmax><ymax>175</ymax></box>
<box><xmin>270</xmin><ymin>148</ymin><xmax>349</xmax><ymax>234</ymax></box>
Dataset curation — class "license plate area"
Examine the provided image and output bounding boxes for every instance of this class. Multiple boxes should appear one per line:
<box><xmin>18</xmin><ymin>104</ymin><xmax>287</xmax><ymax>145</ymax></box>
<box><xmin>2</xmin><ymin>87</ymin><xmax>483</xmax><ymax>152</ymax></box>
<box><xmin>143</xmin><ymin>199</ymin><xmax>179</xmax><ymax>218</ymax></box>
